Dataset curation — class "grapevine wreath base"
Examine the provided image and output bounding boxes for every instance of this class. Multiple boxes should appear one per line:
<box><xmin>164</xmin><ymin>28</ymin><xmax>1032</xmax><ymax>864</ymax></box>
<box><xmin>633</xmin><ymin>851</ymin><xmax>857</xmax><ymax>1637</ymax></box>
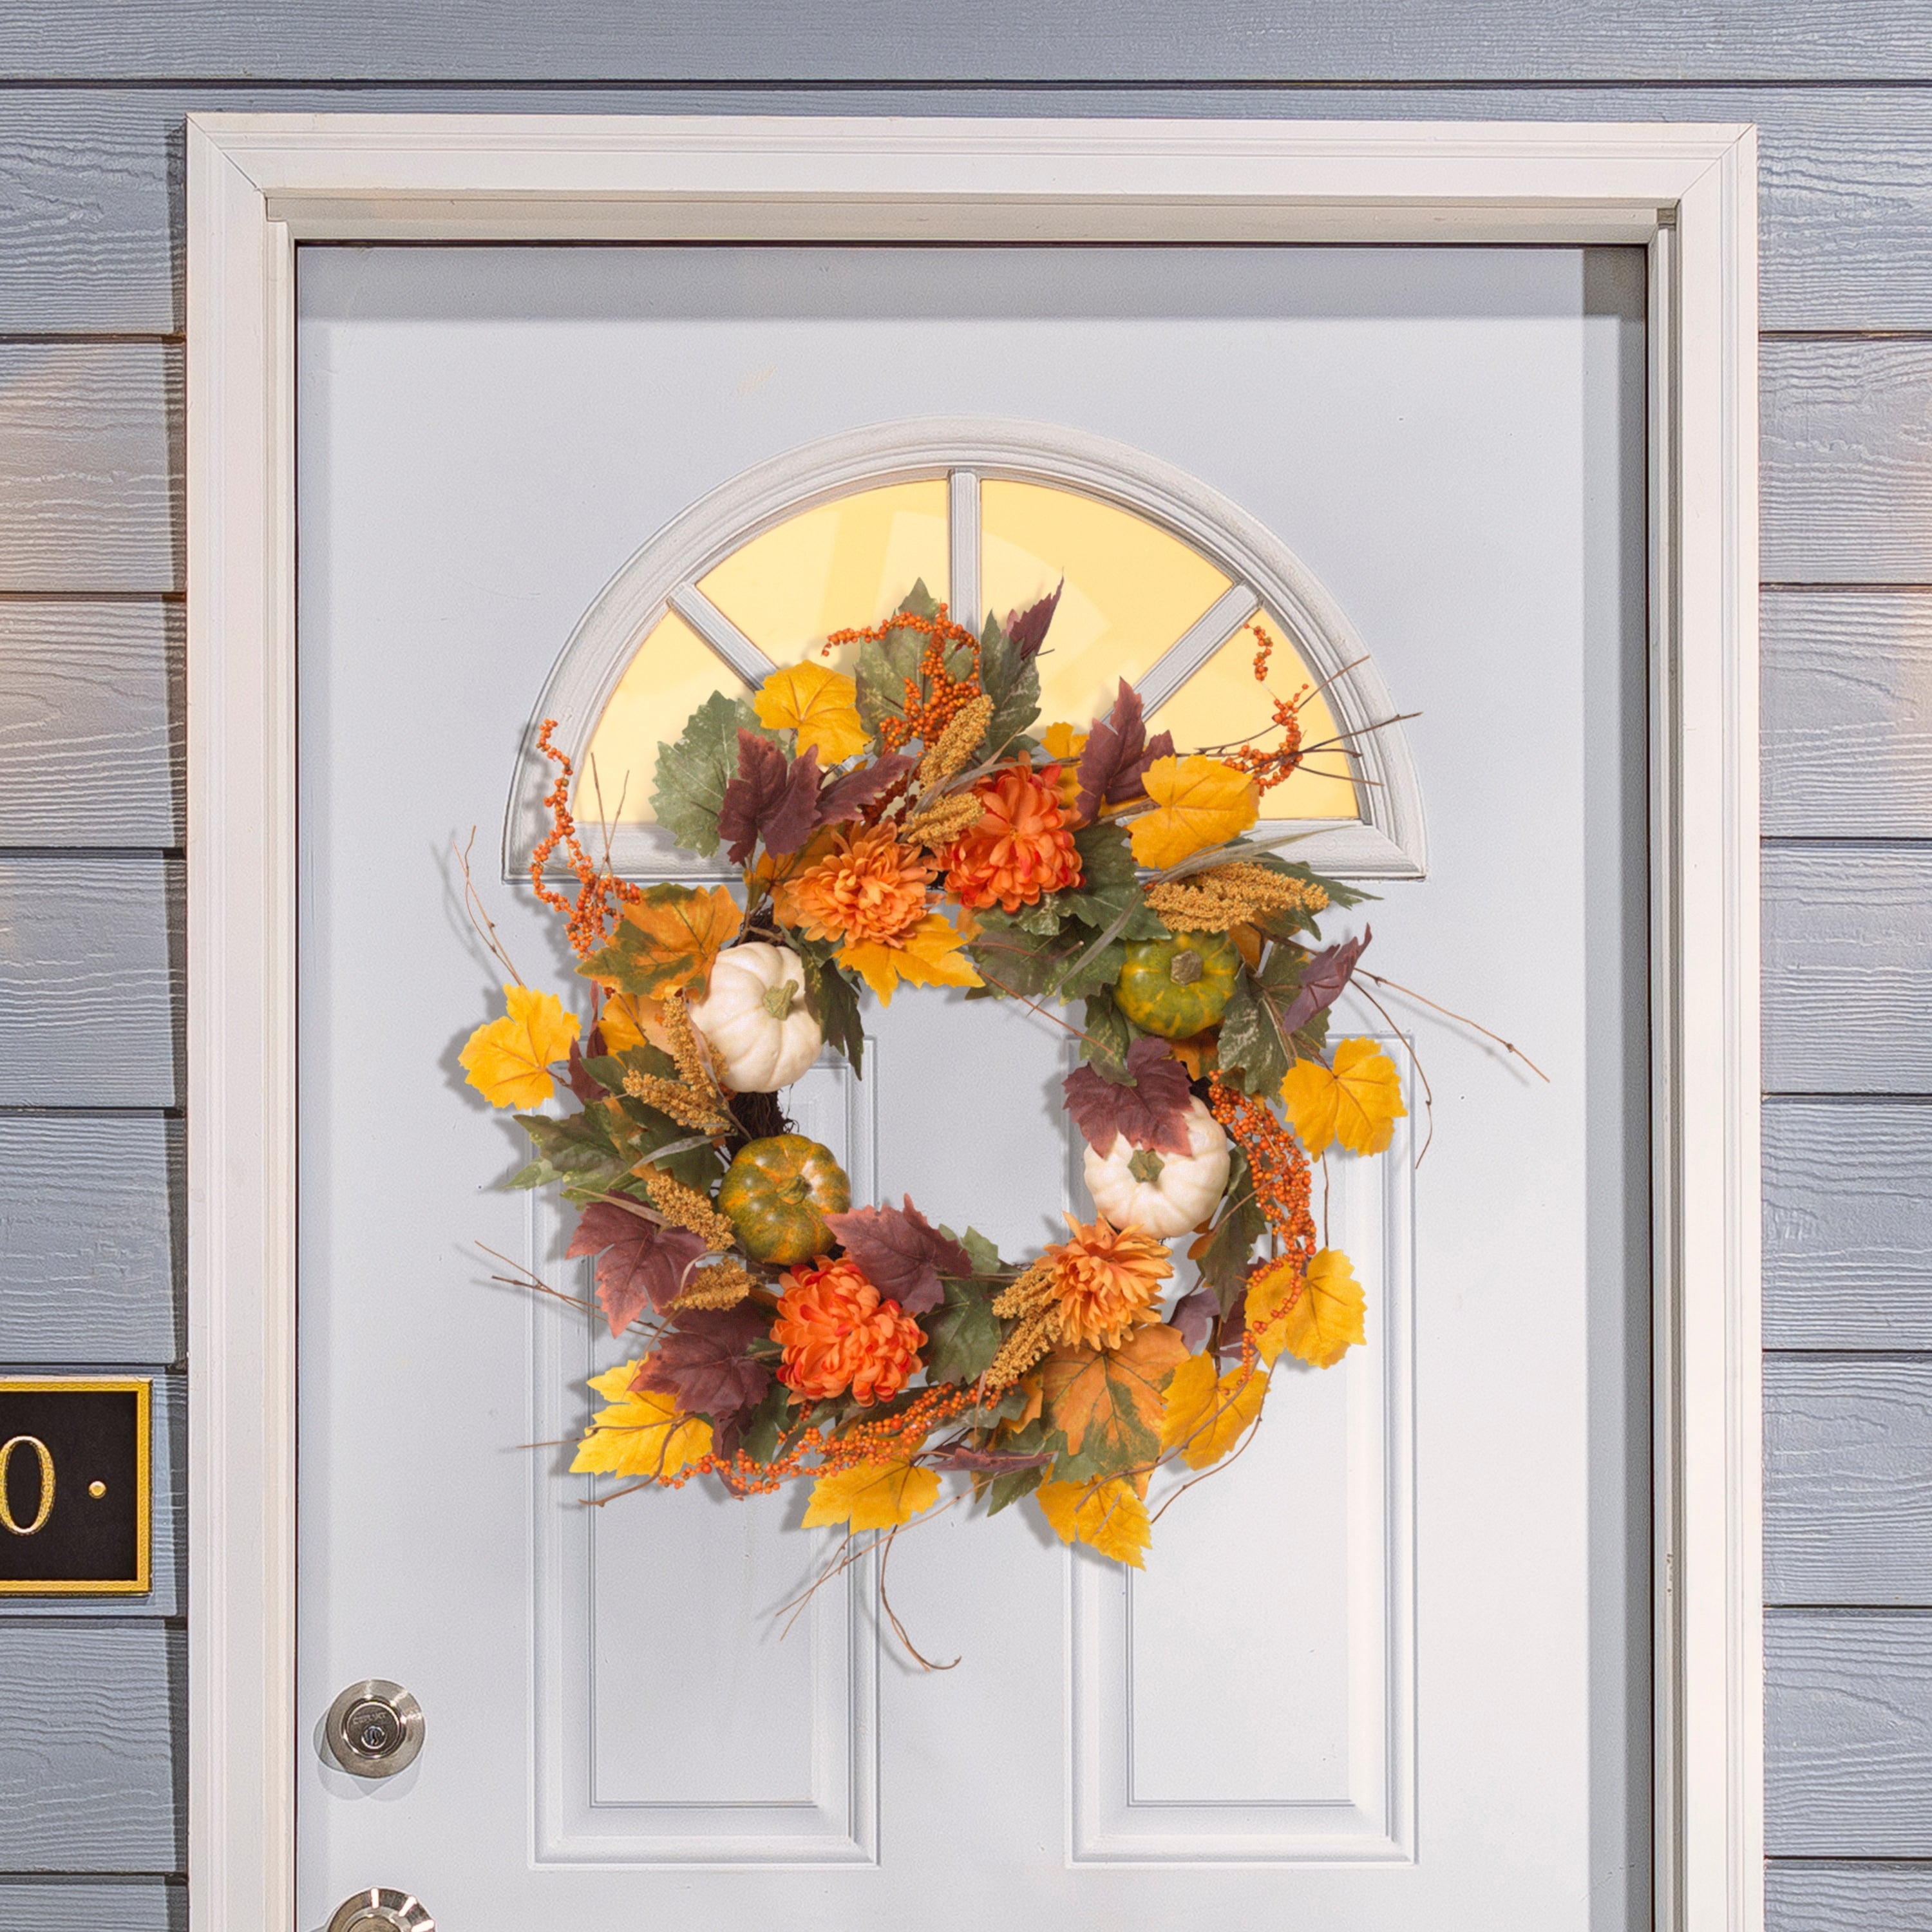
<box><xmin>460</xmin><ymin>583</ymin><xmax>1412</xmax><ymax>1589</ymax></box>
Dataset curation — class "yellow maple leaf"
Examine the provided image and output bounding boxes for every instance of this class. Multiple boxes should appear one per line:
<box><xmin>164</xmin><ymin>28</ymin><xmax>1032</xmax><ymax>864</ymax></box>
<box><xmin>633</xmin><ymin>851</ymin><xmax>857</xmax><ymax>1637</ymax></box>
<box><xmin>838</xmin><ymin>911</ymin><xmax>982</xmax><ymax>1003</ymax></box>
<box><xmin>460</xmin><ymin>983</ymin><xmax>580</xmax><ymax>1109</ymax></box>
<box><xmin>1279</xmin><ymin>1037</ymin><xmax>1406</xmax><ymax>1155</ymax></box>
<box><xmin>1039</xmin><ymin>721</ymin><xmax>1089</xmax><ymax>760</ymax></box>
<box><xmin>571</xmin><ymin>1359</ymin><xmax>713</xmax><ymax>1479</ymax></box>
<box><xmin>802</xmin><ymin>1460</ymin><xmax>941</xmax><ymax>1531</ymax></box>
<box><xmin>1247</xmin><ymin>1248</ymin><xmax>1365</xmax><ymax>1369</ymax></box>
<box><xmin>1158</xmin><ymin>1351</ymin><xmax>1269</xmax><ymax>1470</ymax></box>
<box><xmin>754</xmin><ymin>662</ymin><xmax>871</xmax><ymax>765</ymax></box>
<box><xmin>579</xmin><ymin>883</ymin><xmax>742</xmax><ymax>1001</ymax></box>
<box><xmin>1034</xmin><ymin>1476</ymin><xmax>1153</xmax><ymax>1567</ymax></box>
<box><xmin>598</xmin><ymin>991</ymin><xmax>650</xmax><ymax>1054</ymax></box>
<box><xmin>1128</xmin><ymin>755</ymin><xmax>1260</xmax><ymax>869</ymax></box>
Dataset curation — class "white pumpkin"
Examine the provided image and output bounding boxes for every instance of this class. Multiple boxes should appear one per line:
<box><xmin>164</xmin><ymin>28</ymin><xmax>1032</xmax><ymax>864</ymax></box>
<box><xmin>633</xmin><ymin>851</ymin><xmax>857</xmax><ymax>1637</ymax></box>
<box><xmin>1082</xmin><ymin>1097</ymin><xmax>1231</xmax><ymax>1239</ymax></box>
<box><xmin>687</xmin><ymin>943</ymin><xmax>823</xmax><ymax>1092</ymax></box>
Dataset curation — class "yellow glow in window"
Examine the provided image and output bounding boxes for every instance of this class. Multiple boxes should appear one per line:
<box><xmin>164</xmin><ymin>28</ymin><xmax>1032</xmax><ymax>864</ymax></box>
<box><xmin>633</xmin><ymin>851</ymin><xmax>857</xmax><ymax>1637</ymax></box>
<box><xmin>579</xmin><ymin>609</ymin><xmax>750</xmax><ymax>824</ymax></box>
<box><xmin>981</xmin><ymin>481</ymin><xmax>1231</xmax><ymax>730</ymax></box>
<box><xmin>1148</xmin><ymin>616</ymin><xmax>1361</xmax><ymax>822</ymax></box>
<box><xmin>699</xmin><ymin>480</ymin><xmax>949</xmax><ymax>661</ymax></box>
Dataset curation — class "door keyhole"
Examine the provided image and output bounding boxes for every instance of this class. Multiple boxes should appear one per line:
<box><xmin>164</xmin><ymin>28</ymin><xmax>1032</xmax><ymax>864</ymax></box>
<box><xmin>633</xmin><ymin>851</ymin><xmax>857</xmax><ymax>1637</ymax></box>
<box><xmin>321</xmin><ymin>1680</ymin><xmax>424</xmax><ymax>1779</ymax></box>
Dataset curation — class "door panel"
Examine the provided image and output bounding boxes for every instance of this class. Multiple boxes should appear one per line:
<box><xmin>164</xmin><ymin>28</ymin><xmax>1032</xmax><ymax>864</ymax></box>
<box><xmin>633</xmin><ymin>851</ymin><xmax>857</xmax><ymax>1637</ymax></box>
<box><xmin>296</xmin><ymin>240</ymin><xmax>1648</xmax><ymax>1929</ymax></box>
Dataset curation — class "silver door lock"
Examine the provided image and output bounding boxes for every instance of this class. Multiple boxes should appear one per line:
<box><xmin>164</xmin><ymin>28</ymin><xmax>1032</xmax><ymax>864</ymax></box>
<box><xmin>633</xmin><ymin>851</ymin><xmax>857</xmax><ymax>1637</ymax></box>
<box><xmin>321</xmin><ymin>1680</ymin><xmax>424</xmax><ymax>1779</ymax></box>
<box><xmin>327</xmin><ymin>1887</ymin><xmax>433</xmax><ymax>1932</ymax></box>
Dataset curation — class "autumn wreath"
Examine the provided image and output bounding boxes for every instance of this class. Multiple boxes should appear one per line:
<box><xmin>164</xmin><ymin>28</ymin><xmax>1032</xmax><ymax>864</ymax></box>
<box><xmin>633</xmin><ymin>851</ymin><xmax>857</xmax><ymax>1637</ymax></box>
<box><xmin>460</xmin><ymin>583</ymin><xmax>1405</xmax><ymax>1577</ymax></box>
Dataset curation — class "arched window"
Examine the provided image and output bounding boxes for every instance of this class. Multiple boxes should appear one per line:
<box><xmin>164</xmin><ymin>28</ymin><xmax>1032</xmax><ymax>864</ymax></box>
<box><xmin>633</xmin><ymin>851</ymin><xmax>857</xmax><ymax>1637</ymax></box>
<box><xmin>503</xmin><ymin>419</ymin><xmax>1424</xmax><ymax>880</ymax></box>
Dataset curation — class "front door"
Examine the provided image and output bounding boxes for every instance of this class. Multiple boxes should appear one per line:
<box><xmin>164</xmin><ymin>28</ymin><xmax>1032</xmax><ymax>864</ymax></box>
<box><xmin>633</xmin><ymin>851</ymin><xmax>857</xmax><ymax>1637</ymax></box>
<box><xmin>294</xmin><ymin>240</ymin><xmax>1649</xmax><ymax>1929</ymax></box>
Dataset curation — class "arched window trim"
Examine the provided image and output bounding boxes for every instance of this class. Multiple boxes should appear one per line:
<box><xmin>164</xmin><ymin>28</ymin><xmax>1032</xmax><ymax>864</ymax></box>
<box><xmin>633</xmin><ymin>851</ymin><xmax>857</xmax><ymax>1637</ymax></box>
<box><xmin>501</xmin><ymin>417</ymin><xmax>1427</xmax><ymax>884</ymax></box>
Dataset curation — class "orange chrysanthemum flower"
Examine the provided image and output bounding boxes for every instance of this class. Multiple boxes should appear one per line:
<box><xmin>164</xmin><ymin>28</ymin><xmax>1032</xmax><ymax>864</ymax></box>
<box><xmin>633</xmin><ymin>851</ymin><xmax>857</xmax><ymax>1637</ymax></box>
<box><xmin>775</xmin><ymin>826</ymin><xmax>934</xmax><ymax>949</ymax></box>
<box><xmin>773</xmin><ymin>1257</ymin><xmax>925</xmax><ymax>1406</ymax></box>
<box><xmin>1047</xmin><ymin>1213</ymin><xmax>1173</xmax><ymax>1350</ymax></box>
<box><xmin>942</xmin><ymin>765</ymin><xmax>1083</xmax><ymax>913</ymax></box>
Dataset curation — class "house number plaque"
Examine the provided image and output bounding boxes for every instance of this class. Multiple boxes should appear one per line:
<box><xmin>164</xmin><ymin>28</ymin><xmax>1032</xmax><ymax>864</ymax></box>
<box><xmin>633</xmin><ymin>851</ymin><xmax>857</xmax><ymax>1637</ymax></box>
<box><xmin>0</xmin><ymin>1379</ymin><xmax>151</xmax><ymax>1595</ymax></box>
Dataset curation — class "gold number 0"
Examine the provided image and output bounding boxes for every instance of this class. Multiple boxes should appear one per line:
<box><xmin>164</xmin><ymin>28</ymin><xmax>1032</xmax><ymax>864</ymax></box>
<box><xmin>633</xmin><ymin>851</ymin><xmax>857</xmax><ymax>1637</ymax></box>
<box><xmin>0</xmin><ymin>1436</ymin><xmax>55</xmax><ymax>1536</ymax></box>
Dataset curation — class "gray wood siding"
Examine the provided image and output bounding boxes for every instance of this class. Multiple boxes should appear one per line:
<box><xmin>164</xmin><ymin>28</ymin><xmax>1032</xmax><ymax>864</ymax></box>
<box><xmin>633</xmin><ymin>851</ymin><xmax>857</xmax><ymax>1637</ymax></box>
<box><xmin>0</xmin><ymin>1624</ymin><xmax>182</xmax><ymax>1871</ymax></box>
<box><xmin>0</xmin><ymin>601</ymin><xmax>182</xmax><ymax>847</ymax></box>
<box><xmin>0</xmin><ymin>16</ymin><xmax>1926</xmax><ymax>1923</ymax></box>
<box><xmin>0</xmin><ymin>1114</ymin><xmax>182</xmax><ymax>1365</ymax></box>
<box><xmin>1</xmin><ymin>1</ymin><xmax>1930</xmax><ymax>84</ymax></box>
<box><xmin>0</xmin><ymin>1880</ymin><xmax>184</xmax><ymax>1932</ymax></box>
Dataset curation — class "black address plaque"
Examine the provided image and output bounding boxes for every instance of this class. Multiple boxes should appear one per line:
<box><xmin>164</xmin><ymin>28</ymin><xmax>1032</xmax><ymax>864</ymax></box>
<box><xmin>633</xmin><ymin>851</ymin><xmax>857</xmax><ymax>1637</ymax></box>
<box><xmin>0</xmin><ymin>1379</ymin><xmax>151</xmax><ymax>1595</ymax></box>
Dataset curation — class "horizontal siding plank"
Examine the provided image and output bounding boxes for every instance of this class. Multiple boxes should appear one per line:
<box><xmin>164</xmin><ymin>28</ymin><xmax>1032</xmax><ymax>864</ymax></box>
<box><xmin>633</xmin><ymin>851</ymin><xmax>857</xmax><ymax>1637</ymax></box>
<box><xmin>0</xmin><ymin>1115</ymin><xmax>181</xmax><ymax>1364</ymax></box>
<box><xmin>1764</xmin><ymin>591</ymin><xmax>1932</xmax><ymax>839</ymax></box>
<box><xmin>0</xmin><ymin>858</ymin><xmax>180</xmax><ymax>1109</ymax></box>
<box><xmin>1764</xmin><ymin>337</ymin><xmax>1932</xmax><ymax>585</ymax></box>
<box><xmin>0</xmin><ymin>601</ymin><xmax>182</xmax><ymax>846</ymax></box>
<box><xmin>0</xmin><ymin>1880</ymin><xmax>183</xmax><ymax>1932</ymax></box>
<box><xmin>1768</xmin><ymin>1862</ymin><xmax>1932</xmax><ymax>1932</ymax></box>
<box><xmin>0</xmin><ymin>344</ymin><xmax>178</xmax><ymax>594</ymax></box>
<box><xmin>1766</xmin><ymin>1099</ymin><xmax>1932</xmax><ymax>1348</ymax></box>
<box><xmin>0</xmin><ymin>0</ymin><xmax>1928</xmax><ymax>83</ymax></box>
<box><xmin>1763</xmin><ymin>846</ymin><xmax>1932</xmax><ymax>1095</ymax></box>
<box><xmin>2</xmin><ymin>1374</ymin><xmax>182</xmax><ymax>1620</ymax></box>
<box><xmin>1</xmin><ymin>86</ymin><xmax>1930</xmax><ymax>332</ymax></box>
<box><xmin>1766</xmin><ymin>1356</ymin><xmax>1932</xmax><ymax>1604</ymax></box>
<box><xmin>0</xmin><ymin>1623</ymin><xmax>181</xmax><ymax>1871</ymax></box>
<box><xmin>1768</xmin><ymin>1611</ymin><xmax>1932</xmax><ymax>1856</ymax></box>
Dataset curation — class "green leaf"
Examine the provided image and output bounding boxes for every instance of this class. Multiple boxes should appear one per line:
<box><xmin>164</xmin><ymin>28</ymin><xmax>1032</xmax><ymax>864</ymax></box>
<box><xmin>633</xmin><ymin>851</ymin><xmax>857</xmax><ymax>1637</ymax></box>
<box><xmin>797</xmin><ymin>944</ymin><xmax>865</xmax><ymax>1079</ymax></box>
<box><xmin>1217</xmin><ymin>970</ymin><xmax>1291</xmax><ymax>1094</ymax></box>
<box><xmin>854</xmin><ymin>582</ymin><xmax>946</xmax><ymax>739</ymax></box>
<box><xmin>576</xmin><ymin>882</ymin><xmax>737</xmax><ymax>999</ymax></box>
<box><xmin>943</xmin><ymin>1225</ymin><xmax>1007</xmax><ymax>1278</ymax></box>
<box><xmin>977</xmin><ymin>609</ymin><xmax>1042</xmax><ymax>756</ymax></box>
<box><xmin>1079</xmin><ymin>989</ymin><xmax>1135</xmax><ymax>1083</ymax></box>
<box><xmin>1197</xmin><ymin>1151</ymin><xmax>1265</xmax><ymax>1316</ymax></box>
<box><xmin>923</xmin><ymin>1280</ymin><xmax>1003</xmax><ymax>1385</ymax></box>
<box><xmin>1057</xmin><ymin>822</ymin><xmax>1166</xmax><ymax>939</ymax></box>
<box><xmin>1009</xmin><ymin>895</ymin><xmax>1065</xmax><ymax>938</ymax></box>
<box><xmin>1057</xmin><ymin>924</ymin><xmax>1128</xmax><ymax>1001</ymax></box>
<box><xmin>736</xmin><ymin>1383</ymin><xmax>795</xmax><ymax>1466</ymax></box>
<box><xmin>650</xmin><ymin>690</ymin><xmax>764</xmax><ymax>857</ymax></box>
<box><xmin>1292</xmin><ymin>1007</ymin><xmax>1334</xmax><ymax>1059</ymax></box>
<box><xmin>987</xmin><ymin>1464</ymin><xmax>1048</xmax><ymax>1514</ymax></box>
<box><xmin>509</xmin><ymin>1106</ymin><xmax>630</xmax><ymax>1200</ymax></box>
<box><xmin>1248</xmin><ymin>853</ymin><xmax>1375</xmax><ymax>913</ymax></box>
<box><xmin>897</xmin><ymin>578</ymin><xmax>942</xmax><ymax>621</ymax></box>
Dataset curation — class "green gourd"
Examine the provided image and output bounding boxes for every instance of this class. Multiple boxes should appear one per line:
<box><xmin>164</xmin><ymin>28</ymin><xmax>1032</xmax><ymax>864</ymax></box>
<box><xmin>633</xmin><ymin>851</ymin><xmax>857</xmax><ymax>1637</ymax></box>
<box><xmin>717</xmin><ymin>1133</ymin><xmax>851</xmax><ymax>1265</ymax></box>
<box><xmin>1113</xmin><ymin>930</ymin><xmax>1240</xmax><ymax>1040</ymax></box>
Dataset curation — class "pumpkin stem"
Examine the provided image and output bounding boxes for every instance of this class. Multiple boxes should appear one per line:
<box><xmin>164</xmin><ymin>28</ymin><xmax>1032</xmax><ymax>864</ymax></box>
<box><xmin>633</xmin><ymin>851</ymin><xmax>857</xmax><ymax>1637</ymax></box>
<box><xmin>1127</xmin><ymin>1148</ymin><xmax>1167</xmax><ymax>1184</ymax></box>
<box><xmin>1170</xmin><ymin>948</ymin><xmax>1203</xmax><ymax>985</ymax></box>
<box><xmin>762</xmin><ymin>978</ymin><xmax>800</xmax><ymax>1019</ymax></box>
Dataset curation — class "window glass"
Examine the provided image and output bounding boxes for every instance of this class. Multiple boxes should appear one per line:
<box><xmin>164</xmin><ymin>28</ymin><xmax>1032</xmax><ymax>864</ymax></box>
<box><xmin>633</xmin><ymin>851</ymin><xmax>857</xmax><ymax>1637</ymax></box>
<box><xmin>1148</xmin><ymin>615</ymin><xmax>1361</xmax><ymax>822</ymax></box>
<box><xmin>697</xmin><ymin>480</ymin><xmax>949</xmax><ymax>661</ymax></box>
<box><xmin>981</xmin><ymin>480</ymin><xmax>1231</xmax><ymax>728</ymax></box>
<box><xmin>579</xmin><ymin>609</ymin><xmax>750</xmax><ymax>824</ymax></box>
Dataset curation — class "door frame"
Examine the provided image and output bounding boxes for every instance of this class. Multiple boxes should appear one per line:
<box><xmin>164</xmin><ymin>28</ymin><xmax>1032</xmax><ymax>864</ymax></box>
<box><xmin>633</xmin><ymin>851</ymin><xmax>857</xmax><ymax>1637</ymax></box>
<box><xmin>185</xmin><ymin>112</ymin><xmax>1761</xmax><ymax>1932</ymax></box>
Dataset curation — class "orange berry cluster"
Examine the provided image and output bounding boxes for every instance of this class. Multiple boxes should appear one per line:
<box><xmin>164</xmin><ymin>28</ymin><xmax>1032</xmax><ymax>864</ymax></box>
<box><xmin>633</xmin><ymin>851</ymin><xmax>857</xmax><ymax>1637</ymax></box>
<box><xmin>528</xmin><ymin>718</ymin><xmax>640</xmax><ymax>959</ymax></box>
<box><xmin>1208</xmin><ymin>1072</ymin><xmax>1317</xmax><ymax>1271</ymax></box>
<box><xmin>653</xmin><ymin>1384</ymin><xmax>980</xmax><ymax>1497</ymax></box>
<box><xmin>1221</xmin><ymin>622</ymin><xmax>1311</xmax><ymax>795</ymax></box>
<box><xmin>823</xmin><ymin>606</ymin><xmax>985</xmax><ymax>755</ymax></box>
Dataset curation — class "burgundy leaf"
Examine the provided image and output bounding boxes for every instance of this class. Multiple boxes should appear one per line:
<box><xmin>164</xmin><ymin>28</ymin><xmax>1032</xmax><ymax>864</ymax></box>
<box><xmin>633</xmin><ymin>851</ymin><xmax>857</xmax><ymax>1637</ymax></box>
<box><xmin>566</xmin><ymin>1039</ymin><xmax>606</xmax><ymax>1104</ymax></box>
<box><xmin>632</xmin><ymin>1302</ymin><xmax>772</xmax><ymax>1421</ymax></box>
<box><xmin>1005</xmin><ymin>579</ymin><xmax>1063</xmax><ymax>661</ymax></box>
<box><xmin>1061</xmin><ymin>1036</ymin><xmax>1195</xmax><ymax>1157</ymax></box>
<box><xmin>1074</xmin><ymin>679</ymin><xmax>1173</xmax><ymax>820</ymax></box>
<box><xmin>567</xmin><ymin>1203</ymin><xmax>707</xmax><ymax>1335</ymax></box>
<box><xmin>817</xmin><ymin>752</ymin><xmax>914</xmax><ymax>825</ymax></box>
<box><xmin>717</xmin><ymin>730</ymin><xmax>822</xmax><ymax>865</ymax></box>
<box><xmin>1170</xmin><ymin>1287</ymin><xmax>1218</xmax><ymax>1353</ymax></box>
<box><xmin>929</xmin><ymin>1442</ymin><xmax>1056</xmax><ymax>1475</ymax></box>
<box><xmin>1276</xmin><ymin>927</ymin><xmax>1371</xmax><ymax>1038</ymax></box>
<box><xmin>820</xmin><ymin>1195</ymin><xmax>974</xmax><ymax>1317</ymax></box>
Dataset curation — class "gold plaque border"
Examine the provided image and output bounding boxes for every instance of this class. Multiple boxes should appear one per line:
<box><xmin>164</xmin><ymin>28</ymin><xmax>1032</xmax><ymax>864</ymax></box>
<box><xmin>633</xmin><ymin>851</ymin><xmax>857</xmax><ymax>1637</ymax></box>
<box><xmin>0</xmin><ymin>1377</ymin><xmax>152</xmax><ymax>1595</ymax></box>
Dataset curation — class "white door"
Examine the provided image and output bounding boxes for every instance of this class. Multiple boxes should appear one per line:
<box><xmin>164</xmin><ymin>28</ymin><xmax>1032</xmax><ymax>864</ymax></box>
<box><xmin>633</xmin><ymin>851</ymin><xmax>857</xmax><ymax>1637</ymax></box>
<box><xmin>295</xmin><ymin>242</ymin><xmax>1649</xmax><ymax>1929</ymax></box>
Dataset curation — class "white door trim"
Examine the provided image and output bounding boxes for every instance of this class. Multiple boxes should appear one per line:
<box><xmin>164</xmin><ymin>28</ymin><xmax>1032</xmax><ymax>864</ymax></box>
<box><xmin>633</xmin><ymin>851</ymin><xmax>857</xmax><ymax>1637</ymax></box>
<box><xmin>185</xmin><ymin>112</ymin><xmax>1760</xmax><ymax>1932</ymax></box>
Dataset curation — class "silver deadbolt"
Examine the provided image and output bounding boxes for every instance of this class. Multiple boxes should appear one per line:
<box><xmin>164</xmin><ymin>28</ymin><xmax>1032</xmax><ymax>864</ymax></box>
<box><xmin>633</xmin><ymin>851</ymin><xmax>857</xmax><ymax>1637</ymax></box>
<box><xmin>321</xmin><ymin>1680</ymin><xmax>424</xmax><ymax>1778</ymax></box>
<box><xmin>326</xmin><ymin>1888</ymin><xmax>433</xmax><ymax>1932</ymax></box>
